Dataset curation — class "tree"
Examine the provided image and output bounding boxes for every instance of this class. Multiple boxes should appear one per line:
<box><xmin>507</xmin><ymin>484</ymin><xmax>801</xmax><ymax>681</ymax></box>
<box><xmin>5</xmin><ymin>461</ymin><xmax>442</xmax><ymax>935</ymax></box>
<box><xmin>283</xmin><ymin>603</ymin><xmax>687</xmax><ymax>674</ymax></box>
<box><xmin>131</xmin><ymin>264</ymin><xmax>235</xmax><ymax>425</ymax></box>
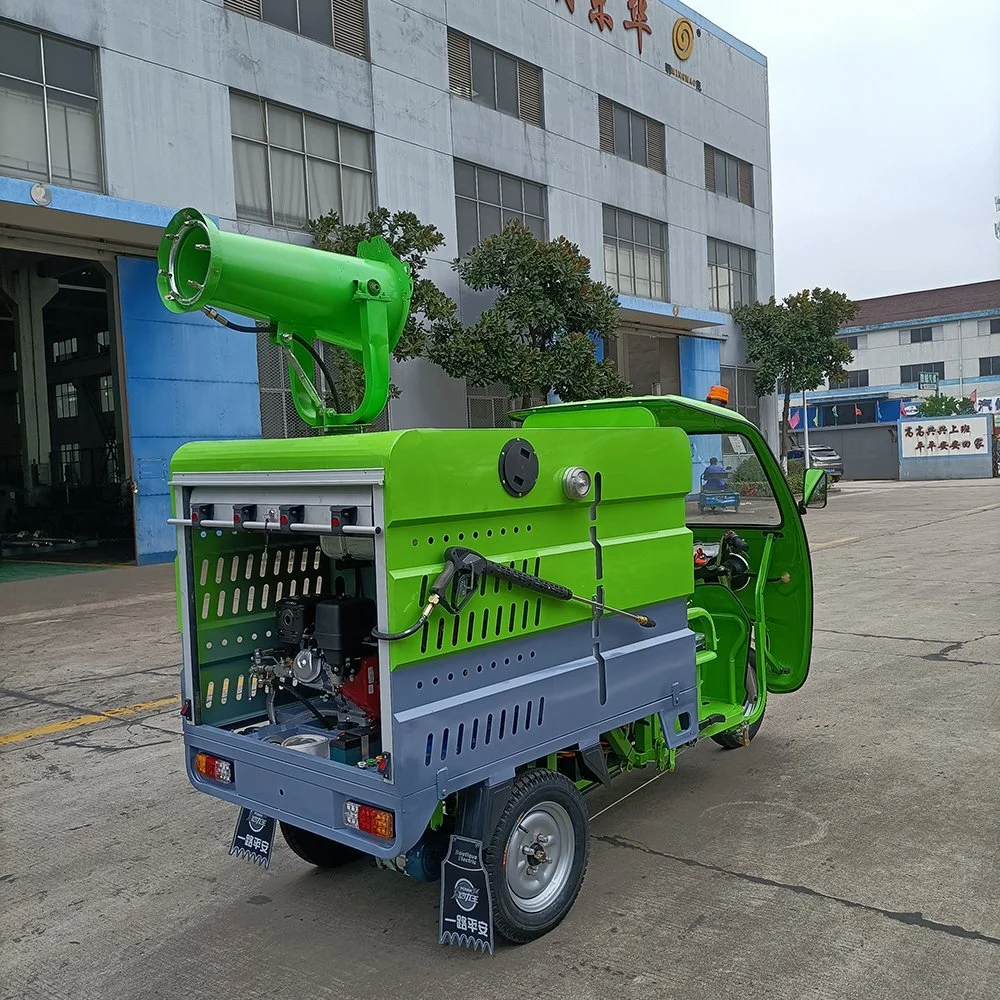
<box><xmin>733</xmin><ymin>288</ymin><xmax>858</xmax><ymax>465</ymax></box>
<box><xmin>916</xmin><ymin>394</ymin><xmax>976</xmax><ymax>417</ymax></box>
<box><xmin>426</xmin><ymin>221</ymin><xmax>630</xmax><ymax>407</ymax></box>
<box><xmin>309</xmin><ymin>208</ymin><xmax>460</xmax><ymax>410</ymax></box>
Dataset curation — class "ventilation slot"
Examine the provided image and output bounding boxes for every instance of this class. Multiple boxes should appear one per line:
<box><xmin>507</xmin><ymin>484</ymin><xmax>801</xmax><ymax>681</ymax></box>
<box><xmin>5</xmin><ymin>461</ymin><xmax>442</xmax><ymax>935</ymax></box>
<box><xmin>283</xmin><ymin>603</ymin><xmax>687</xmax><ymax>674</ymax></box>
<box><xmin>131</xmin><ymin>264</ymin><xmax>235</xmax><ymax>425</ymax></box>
<box><xmin>646</xmin><ymin>119</ymin><xmax>666</xmax><ymax>173</ymax></box>
<box><xmin>447</xmin><ymin>29</ymin><xmax>473</xmax><ymax>99</ymax></box>
<box><xmin>738</xmin><ymin>160</ymin><xmax>754</xmax><ymax>206</ymax></box>
<box><xmin>704</xmin><ymin>143</ymin><xmax>716</xmax><ymax>190</ymax></box>
<box><xmin>517</xmin><ymin>62</ymin><xmax>543</xmax><ymax>127</ymax></box>
<box><xmin>224</xmin><ymin>0</ymin><xmax>261</xmax><ymax>16</ymax></box>
<box><xmin>598</xmin><ymin>95</ymin><xmax>614</xmax><ymax>153</ymax></box>
<box><xmin>333</xmin><ymin>0</ymin><xmax>368</xmax><ymax>59</ymax></box>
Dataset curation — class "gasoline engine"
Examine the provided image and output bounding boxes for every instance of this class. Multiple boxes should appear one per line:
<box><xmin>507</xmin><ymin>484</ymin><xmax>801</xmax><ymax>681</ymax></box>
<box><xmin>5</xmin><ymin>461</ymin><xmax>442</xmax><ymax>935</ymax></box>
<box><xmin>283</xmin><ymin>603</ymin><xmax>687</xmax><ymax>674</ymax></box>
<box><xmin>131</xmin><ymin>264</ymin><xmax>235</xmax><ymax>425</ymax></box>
<box><xmin>249</xmin><ymin>592</ymin><xmax>381</xmax><ymax>728</ymax></box>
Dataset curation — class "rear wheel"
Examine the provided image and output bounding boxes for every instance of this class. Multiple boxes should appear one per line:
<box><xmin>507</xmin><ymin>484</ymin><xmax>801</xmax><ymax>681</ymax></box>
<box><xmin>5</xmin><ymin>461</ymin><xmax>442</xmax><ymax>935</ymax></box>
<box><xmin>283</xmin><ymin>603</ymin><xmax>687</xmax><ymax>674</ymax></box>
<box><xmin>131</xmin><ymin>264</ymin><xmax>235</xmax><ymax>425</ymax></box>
<box><xmin>483</xmin><ymin>769</ymin><xmax>590</xmax><ymax>944</ymax></box>
<box><xmin>711</xmin><ymin>648</ymin><xmax>764</xmax><ymax>749</ymax></box>
<box><xmin>279</xmin><ymin>822</ymin><xmax>362</xmax><ymax>868</ymax></box>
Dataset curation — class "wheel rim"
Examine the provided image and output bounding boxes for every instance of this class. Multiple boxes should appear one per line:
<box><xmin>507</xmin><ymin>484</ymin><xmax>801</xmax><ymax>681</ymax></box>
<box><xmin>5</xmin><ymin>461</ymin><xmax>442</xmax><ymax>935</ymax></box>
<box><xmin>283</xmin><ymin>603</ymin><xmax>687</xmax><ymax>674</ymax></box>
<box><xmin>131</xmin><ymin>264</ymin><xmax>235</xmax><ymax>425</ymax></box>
<box><xmin>504</xmin><ymin>801</ymin><xmax>576</xmax><ymax>913</ymax></box>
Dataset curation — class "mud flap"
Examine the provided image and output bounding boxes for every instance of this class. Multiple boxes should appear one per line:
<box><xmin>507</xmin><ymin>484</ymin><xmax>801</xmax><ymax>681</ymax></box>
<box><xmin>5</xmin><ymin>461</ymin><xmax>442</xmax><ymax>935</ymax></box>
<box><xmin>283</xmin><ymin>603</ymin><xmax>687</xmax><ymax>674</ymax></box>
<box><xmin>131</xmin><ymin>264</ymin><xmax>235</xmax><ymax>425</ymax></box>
<box><xmin>438</xmin><ymin>834</ymin><xmax>494</xmax><ymax>955</ymax></box>
<box><xmin>229</xmin><ymin>808</ymin><xmax>276</xmax><ymax>869</ymax></box>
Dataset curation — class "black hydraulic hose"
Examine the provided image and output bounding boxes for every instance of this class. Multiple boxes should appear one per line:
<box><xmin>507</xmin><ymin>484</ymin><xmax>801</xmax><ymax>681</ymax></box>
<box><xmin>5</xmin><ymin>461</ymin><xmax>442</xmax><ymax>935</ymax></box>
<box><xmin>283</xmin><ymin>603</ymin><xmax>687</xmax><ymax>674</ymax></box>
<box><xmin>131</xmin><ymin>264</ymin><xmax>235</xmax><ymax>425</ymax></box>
<box><xmin>202</xmin><ymin>306</ymin><xmax>276</xmax><ymax>334</ymax></box>
<box><xmin>287</xmin><ymin>333</ymin><xmax>343</xmax><ymax>414</ymax></box>
<box><xmin>274</xmin><ymin>680</ymin><xmax>336</xmax><ymax>730</ymax></box>
<box><xmin>201</xmin><ymin>307</ymin><xmax>342</xmax><ymax>412</ymax></box>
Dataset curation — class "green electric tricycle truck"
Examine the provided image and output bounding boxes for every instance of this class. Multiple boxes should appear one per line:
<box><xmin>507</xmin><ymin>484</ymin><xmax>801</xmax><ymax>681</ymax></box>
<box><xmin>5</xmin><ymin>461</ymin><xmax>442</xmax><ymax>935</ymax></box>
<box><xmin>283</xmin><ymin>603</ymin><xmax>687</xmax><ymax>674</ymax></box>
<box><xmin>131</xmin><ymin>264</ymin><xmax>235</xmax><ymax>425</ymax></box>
<box><xmin>161</xmin><ymin>208</ymin><xmax>826</xmax><ymax>953</ymax></box>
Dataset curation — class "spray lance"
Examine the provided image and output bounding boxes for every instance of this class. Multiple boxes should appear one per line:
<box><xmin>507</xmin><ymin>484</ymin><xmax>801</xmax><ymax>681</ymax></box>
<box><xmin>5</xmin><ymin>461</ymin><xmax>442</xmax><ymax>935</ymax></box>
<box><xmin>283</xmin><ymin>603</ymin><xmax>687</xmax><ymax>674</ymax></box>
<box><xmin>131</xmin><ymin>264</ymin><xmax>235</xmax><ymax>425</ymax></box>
<box><xmin>372</xmin><ymin>547</ymin><xmax>656</xmax><ymax>642</ymax></box>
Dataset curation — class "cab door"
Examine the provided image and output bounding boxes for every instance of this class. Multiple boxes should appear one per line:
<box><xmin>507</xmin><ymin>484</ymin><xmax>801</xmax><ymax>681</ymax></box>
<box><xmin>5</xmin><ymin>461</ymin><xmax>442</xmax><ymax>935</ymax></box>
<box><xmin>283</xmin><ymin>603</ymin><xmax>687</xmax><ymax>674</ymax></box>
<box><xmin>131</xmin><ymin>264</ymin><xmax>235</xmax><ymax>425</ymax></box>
<box><xmin>684</xmin><ymin>422</ymin><xmax>814</xmax><ymax>694</ymax></box>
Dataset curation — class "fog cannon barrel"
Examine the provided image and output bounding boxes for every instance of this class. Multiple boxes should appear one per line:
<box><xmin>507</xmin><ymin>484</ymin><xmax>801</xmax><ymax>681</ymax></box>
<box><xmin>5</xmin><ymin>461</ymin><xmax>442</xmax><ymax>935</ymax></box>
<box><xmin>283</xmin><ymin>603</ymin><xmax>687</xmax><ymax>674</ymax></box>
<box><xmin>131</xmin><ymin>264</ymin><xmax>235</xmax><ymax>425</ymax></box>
<box><xmin>155</xmin><ymin>207</ymin><xmax>412</xmax><ymax>357</ymax></box>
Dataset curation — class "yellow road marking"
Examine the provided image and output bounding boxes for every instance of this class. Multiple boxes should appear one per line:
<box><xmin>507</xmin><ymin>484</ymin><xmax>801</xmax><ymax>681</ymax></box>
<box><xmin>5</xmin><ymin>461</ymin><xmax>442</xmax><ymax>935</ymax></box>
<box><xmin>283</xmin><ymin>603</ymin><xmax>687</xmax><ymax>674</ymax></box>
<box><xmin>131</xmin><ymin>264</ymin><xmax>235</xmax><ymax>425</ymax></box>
<box><xmin>0</xmin><ymin>695</ymin><xmax>179</xmax><ymax>747</ymax></box>
<box><xmin>812</xmin><ymin>536</ymin><xmax>860</xmax><ymax>551</ymax></box>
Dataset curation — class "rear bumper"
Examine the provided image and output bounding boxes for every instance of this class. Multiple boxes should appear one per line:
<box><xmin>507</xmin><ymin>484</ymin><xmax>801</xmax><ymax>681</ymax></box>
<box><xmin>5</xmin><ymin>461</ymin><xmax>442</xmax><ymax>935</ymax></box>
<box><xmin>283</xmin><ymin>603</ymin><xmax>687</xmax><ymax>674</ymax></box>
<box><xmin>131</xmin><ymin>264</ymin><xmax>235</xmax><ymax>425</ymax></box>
<box><xmin>183</xmin><ymin>724</ymin><xmax>439</xmax><ymax>859</ymax></box>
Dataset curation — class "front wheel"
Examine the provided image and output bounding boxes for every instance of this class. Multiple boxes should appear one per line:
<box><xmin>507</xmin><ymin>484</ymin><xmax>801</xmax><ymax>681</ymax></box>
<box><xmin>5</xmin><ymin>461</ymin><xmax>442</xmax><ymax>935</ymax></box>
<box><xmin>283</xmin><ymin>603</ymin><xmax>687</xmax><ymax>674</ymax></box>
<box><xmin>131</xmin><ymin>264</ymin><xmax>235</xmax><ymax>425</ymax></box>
<box><xmin>483</xmin><ymin>769</ymin><xmax>590</xmax><ymax>944</ymax></box>
<box><xmin>711</xmin><ymin>648</ymin><xmax>764</xmax><ymax>749</ymax></box>
<box><xmin>279</xmin><ymin>822</ymin><xmax>362</xmax><ymax>868</ymax></box>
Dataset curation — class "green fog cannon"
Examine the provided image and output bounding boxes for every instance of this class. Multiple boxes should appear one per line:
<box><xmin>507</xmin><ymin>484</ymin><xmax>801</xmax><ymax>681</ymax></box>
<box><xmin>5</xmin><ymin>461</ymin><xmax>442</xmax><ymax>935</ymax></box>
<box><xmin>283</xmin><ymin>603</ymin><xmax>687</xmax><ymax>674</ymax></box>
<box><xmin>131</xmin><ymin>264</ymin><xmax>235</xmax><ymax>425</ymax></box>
<box><xmin>155</xmin><ymin>207</ymin><xmax>413</xmax><ymax>429</ymax></box>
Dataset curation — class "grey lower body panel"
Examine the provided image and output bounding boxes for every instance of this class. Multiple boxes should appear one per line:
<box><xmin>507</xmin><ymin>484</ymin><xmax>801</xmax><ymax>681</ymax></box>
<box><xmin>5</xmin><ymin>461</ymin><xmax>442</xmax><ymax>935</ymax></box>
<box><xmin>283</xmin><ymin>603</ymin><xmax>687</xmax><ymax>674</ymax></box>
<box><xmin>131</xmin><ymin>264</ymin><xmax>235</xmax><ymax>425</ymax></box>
<box><xmin>183</xmin><ymin>598</ymin><xmax>697</xmax><ymax>857</ymax></box>
<box><xmin>389</xmin><ymin>598</ymin><xmax>697</xmax><ymax>796</ymax></box>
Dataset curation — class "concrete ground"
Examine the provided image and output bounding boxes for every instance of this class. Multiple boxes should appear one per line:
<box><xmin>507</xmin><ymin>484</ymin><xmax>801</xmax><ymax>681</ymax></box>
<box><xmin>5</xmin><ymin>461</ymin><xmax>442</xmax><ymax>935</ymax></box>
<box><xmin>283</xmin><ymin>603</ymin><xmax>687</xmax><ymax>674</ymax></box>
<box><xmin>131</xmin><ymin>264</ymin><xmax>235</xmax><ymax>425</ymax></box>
<box><xmin>2</xmin><ymin>478</ymin><xmax>999</xmax><ymax>1000</ymax></box>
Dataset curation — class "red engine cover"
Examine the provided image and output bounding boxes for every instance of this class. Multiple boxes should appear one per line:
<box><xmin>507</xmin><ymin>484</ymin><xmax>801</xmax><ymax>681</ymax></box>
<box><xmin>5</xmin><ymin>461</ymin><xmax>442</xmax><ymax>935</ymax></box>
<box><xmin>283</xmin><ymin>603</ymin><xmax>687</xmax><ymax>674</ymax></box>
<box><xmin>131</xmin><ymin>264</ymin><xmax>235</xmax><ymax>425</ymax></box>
<box><xmin>340</xmin><ymin>655</ymin><xmax>380</xmax><ymax>720</ymax></box>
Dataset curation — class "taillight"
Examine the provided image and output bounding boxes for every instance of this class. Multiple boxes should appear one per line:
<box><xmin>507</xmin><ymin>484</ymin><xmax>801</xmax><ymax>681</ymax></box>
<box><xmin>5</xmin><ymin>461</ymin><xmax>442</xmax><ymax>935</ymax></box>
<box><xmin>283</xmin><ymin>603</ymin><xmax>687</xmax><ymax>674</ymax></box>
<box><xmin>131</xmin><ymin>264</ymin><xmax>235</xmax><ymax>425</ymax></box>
<box><xmin>344</xmin><ymin>801</ymin><xmax>394</xmax><ymax>840</ymax></box>
<box><xmin>194</xmin><ymin>751</ymin><xmax>233</xmax><ymax>783</ymax></box>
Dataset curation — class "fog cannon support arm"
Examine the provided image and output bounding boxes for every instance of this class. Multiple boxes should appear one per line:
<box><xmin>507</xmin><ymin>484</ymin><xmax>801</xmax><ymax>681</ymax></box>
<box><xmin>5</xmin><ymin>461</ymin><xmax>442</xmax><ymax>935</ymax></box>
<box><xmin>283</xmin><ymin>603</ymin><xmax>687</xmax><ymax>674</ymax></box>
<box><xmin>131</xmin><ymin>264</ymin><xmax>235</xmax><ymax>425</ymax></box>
<box><xmin>156</xmin><ymin>207</ymin><xmax>413</xmax><ymax>429</ymax></box>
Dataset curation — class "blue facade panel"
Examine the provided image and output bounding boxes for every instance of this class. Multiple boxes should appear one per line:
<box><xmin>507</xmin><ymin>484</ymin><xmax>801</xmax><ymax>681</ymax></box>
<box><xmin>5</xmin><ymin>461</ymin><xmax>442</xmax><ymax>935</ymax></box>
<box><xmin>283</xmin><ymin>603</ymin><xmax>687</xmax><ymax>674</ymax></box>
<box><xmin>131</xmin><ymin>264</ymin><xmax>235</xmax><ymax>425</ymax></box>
<box><xmin>118</xmin><ymin>257</ymin><xmax>260</xmax><ymax>563</ymax></box>
<box><xmin>678</xmin><ymin>335</ymin><xmax>721</xmax><ymax>402</ymax></box>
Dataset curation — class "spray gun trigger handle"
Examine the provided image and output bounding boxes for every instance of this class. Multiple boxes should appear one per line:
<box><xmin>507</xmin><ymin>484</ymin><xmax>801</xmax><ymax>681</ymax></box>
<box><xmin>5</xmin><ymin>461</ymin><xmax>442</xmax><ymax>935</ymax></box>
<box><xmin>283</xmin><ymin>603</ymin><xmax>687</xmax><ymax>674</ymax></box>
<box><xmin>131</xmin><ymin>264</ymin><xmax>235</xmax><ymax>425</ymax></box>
<box><xmin>435</xmin><ymin>547</ymin><xmax>487</xmax><ymax>613</ymax></box>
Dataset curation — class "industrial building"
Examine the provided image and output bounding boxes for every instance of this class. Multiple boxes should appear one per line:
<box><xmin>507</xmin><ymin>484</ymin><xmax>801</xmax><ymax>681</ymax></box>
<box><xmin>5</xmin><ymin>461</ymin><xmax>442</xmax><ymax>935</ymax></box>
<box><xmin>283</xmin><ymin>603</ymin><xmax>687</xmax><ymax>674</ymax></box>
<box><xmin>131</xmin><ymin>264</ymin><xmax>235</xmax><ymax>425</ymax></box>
<box><xmin>793</xmin><ymin>280</ymin><xmax>1000</xmax><ymax>480</ymax></box>
<box><xmin>0</xmin><ymin>0</ymin><xmax>775</xmax><ymax>564</ymax></box>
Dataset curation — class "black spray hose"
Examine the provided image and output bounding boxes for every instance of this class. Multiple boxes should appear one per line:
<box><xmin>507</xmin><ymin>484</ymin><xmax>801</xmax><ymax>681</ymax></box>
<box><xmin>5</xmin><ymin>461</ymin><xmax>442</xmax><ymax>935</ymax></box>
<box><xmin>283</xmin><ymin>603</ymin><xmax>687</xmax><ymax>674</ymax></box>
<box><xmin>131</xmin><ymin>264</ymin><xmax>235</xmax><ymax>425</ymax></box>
<box><xmin>371</xmin><ymin>596</ymin><xmax>439</xmax><ymax>642</ymax></box>
<box><xmin>201</xmin><ymin>307</ymin><xmax>342</xmax><ymax>412</ymax></box>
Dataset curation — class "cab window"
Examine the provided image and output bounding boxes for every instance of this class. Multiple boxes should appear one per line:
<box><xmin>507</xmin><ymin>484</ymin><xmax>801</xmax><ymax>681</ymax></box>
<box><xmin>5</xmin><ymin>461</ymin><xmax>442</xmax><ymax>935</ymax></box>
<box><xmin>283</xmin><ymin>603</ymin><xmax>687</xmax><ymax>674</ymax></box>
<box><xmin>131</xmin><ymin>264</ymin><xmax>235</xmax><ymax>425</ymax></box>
<box><xmin>686</xmin><ymin>432</ymin><xmax>781</xmax><ymax>527</ymax></box>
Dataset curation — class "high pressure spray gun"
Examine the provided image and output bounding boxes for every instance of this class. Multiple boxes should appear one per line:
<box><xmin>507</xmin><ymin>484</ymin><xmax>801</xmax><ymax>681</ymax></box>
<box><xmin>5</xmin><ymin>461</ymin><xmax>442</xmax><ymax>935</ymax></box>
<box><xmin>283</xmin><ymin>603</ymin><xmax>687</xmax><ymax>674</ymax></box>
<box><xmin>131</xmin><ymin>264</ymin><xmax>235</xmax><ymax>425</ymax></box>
<box><xmin>372</xmin><ymin>547</ymin><xmax>656</xmax><ymax>642</ymax></box>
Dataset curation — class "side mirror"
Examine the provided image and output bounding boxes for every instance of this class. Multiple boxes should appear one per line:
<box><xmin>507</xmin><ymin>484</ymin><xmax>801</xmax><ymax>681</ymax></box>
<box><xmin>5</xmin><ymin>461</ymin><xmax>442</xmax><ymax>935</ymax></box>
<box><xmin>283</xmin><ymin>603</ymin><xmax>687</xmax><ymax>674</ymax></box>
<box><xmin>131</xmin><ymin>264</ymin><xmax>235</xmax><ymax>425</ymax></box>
<box><xmin>799</xmin><ymin>468</ymin><xmax>828</xmax><ymax>512</ymax></box>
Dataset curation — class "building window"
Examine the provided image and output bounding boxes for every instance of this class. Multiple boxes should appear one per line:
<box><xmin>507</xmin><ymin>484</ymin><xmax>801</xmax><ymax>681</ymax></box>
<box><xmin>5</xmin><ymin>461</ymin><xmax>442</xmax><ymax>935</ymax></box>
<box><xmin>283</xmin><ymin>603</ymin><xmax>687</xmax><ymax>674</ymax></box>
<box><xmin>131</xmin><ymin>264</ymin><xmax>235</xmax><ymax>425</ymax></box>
<box><xmin>54</xmin><ymin>381</ymin><xmax>78</xmax><ymax>418</ymax></box>
<box><xmin>230</xmin><ymin>92</ymin><xmax>373</xmax><ymax>229</ymax></box>
<box><xmin>99</xmin><ymin>373</ymin><xmax>114</xmax><ymax>412</ymax></box>
<box><xmin>720</xmin><ymin>365</ymin><xmax>760</xmax><ymax>426</ymax></box>
<box><xmin>980</xmin><ymin>356</ymin><xmax>1000</xmax><ymax>377</ymax></box>
<box><xmin>830</xmin><ymin>370</ymin><xmax>869</xmax><ymax>390</ymax></box>
<box><xmin>840</xmin><ymin>334</ymin><xmax>867</xmax><ymax>351</ymax></box>
<box><xmin>704</xmin><ymin>145</ymin><xmax>753</xmax><ymax>206</ymax></box>
<box><xmin>978</xmin><ymin>318</ymin><xmax>1000</xmax><ymax>336</ymax></box>
<box><xmin>447</xmin><ymin>31</ymin><xmax>543</xmax><ymax>128</ymax></box>
<box><xmin>900</xmin><ymin>361</ymin><xmax>944</xmax><ymax>384</ymax></box>
<box><xmin>598</xmin><ymin>96</ymin><xmax>665</xmax><ymax>173</ymax></box>
<box><xmin>707</xmin><ymin>238</ymin><xmax>755</xmax><ymax>312</ymax></box>
<box><xmin>223</xmin><ymin>0</ymin><xmax>368</xmax><ymax>59</ymax></box>
<box><xmin>52</xmin><ymin>337</ymin><xmax>78</xmax><ymax>362</ymax></box>
<box><xmin>454</xmin><ymin>161</ymin><xmax>546</xmax><ymax>256</ymax></box>
<box><xmin>58</xmin><ymin>442</ymin><xmax>81</xmax><ymax>483</ymax></box>
<box><xmin>97</xmin><ymin>329</ymin><xmax>110</xmax><ymax>351</ymax></box>
<box><xmin>0</xmin><ymin>23</ymin><xmax>102</xmax><ymax>192</ymax></box>
<box><xmin>602</xmin><ymin>206</ymin><xmax>667</xmax><ymax>301</ymax></box>
<box><xmin>902</xmin><ymin>326</ymin><xmax>934</xmax><ymax>344</ymax></box>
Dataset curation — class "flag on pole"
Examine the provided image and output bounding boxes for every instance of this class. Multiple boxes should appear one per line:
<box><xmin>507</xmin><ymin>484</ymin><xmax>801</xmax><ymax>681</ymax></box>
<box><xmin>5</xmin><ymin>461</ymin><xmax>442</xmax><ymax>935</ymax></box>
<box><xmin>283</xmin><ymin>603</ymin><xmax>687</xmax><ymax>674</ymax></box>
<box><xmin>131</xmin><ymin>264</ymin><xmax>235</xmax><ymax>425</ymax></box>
<box><xmin>899</xmin><ymin>399</ymin><xmax>906</xmax><ymax>417</ymax></box>
<box><xmin>854</xmin><ymin>403</ymin><xmax>862</xmax><ymax>417</ymax></box>
<box><xmin>811</xmin><ymin>408</ymin><xmax>819</xmax><ymax>426</ymax></box>
<box><xmin>970</xmin><ymin>388</ymin><xmax>977</xmax><ymax>404</ymax></box>
<box><xmin>788</xmin><ymin>409</ymin><xmax>800</xmax><ymax>429</ymax></box>
<box><xmin>832</xmin><ymin>405</ymin><xmax>839</xmax><ymax>420</ymax></box>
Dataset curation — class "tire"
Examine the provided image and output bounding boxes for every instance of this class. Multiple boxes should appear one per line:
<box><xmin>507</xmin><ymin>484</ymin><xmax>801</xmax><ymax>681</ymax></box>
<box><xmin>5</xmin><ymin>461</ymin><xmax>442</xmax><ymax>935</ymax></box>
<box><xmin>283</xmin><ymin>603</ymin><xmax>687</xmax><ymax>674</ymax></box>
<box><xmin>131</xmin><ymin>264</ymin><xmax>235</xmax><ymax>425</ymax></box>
<box><xmin>279</xmin><ymin>821</ymin><xmax>362</xmax><ymax>868</ymax></box>
<box><xmin>483</xmin><ymin>769</ymin><xmax>590</xmax><ymax>944</ymax></box>
<box><xmin>711</xmin><ymin>649</ymin><xmax>764</xmax><ymax>749</ymax></box>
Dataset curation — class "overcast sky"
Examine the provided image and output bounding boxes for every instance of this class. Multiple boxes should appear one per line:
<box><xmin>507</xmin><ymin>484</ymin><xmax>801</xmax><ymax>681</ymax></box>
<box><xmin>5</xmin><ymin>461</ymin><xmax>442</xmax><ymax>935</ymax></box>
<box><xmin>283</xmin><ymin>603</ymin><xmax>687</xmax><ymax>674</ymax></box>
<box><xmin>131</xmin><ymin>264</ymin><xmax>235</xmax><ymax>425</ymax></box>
<box><xmin>691</xmin><ymin>0</ymin><xmax>1000</xmax><ymax>300</ymax></box>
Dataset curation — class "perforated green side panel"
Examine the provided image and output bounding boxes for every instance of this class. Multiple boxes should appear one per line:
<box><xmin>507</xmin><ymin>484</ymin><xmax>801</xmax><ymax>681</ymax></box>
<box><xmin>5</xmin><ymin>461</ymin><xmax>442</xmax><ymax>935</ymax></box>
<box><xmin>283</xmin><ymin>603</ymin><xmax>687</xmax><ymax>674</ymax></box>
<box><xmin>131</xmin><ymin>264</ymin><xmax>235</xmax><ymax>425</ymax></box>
<box><xmin>172</xmin><ymin>420</ymin><xmax>697</xmax><ymax>677</ymax></box>
<box><xmin>189</xmin><ymin>529</ymin><xmax>330</xmax><ymax>726</ymax></box>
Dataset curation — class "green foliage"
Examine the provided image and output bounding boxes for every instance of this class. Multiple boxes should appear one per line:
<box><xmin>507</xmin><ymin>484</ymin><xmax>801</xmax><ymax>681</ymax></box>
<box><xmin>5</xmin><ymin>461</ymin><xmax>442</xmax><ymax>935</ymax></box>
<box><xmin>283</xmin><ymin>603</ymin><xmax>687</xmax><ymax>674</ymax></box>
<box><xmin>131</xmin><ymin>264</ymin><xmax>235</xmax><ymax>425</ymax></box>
<box><xmin>309</xmin><ymin>207</ymin><xmax>459</xmax><ymax>410</ymax></box>
<box><xmin>727</xmin><ymin>454</ymin><xmax>803</xmax><ymax>497</ymax></box>
<box><xmin>426</xmin><ymin>221</ymin><xmax>630</xmax><ymax>405</ymax></box>
<box><xmin>916</xmin><ymin>394</ymin><xmax>976</xmax><ymax>417</ymax></box>
<box><xmin>733</xmin><ymin>288</ymin><xmax>859</xmax><ymax>462</ymax></box>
